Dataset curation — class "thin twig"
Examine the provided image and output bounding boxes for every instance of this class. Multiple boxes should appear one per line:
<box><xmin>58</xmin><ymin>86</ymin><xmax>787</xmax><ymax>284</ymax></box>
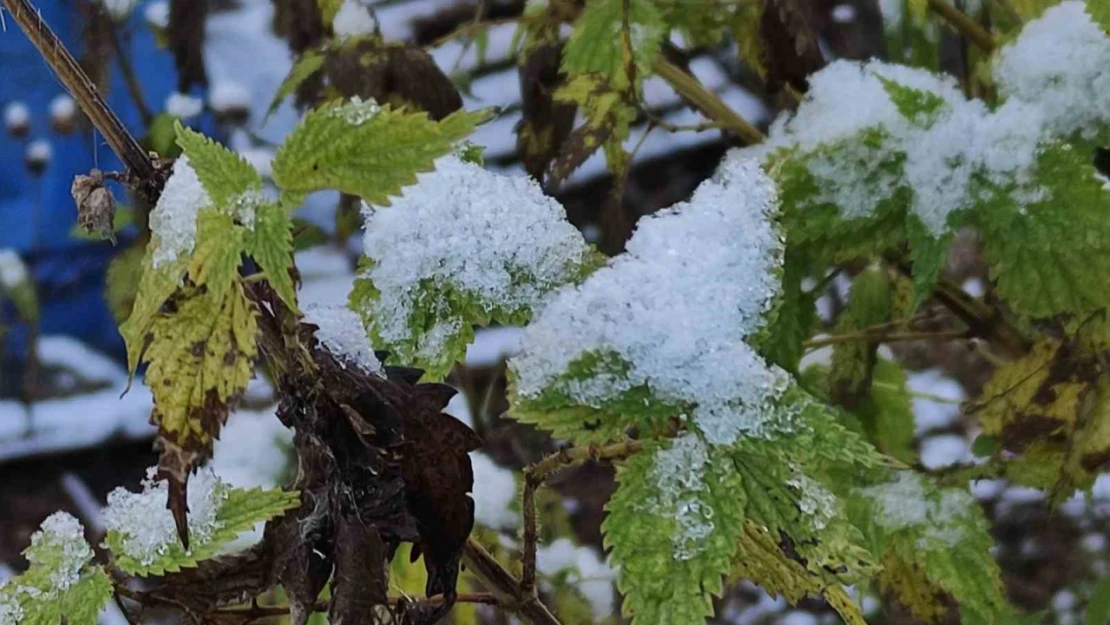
<box><xmin>463</xmin><ymin>539</ymin><xmax>563</xmax><ymax>625</ymax></box>
<box><xmin>803</xmin><ymin>328</ymin><xmax>970</xmax><ymax>349</ymax></box>
<box><xmin>927</xmin><ymin>0</ymin><xmax>996</xmax><ymax>52</ymax></box>
<box><xmin>104</xmin><ymin>13</ymin><xmax>153</xmax><ymax>126</ymax></box>
<box><xmin>652</xmin><ymin>57</ymin><xmax>764</xmax><ymax>145</ymax></box>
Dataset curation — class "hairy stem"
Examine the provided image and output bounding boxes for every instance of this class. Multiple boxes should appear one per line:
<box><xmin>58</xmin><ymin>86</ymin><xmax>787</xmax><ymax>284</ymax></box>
<box><xmin>652</xmin><ymin>57</ymin><xmax>765</xmax><ymax>145</ymax></box>
<box><xmin>804</xmin><ymin>328</ymin><xmax>970</xmax><ymax>349</ymax></box>
<box><xmin>927</xmin><ymin>0</ymin><xmax>996</xmax><ymax>52</ymax></box>
<box><xmin>463</xmin><ymin>539</ymin><xmax>563</xmax><ymax>625</ymax></box>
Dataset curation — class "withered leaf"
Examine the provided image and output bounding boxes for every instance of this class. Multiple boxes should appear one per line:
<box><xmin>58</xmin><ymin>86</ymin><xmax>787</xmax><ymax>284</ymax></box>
<box><xmin>328</xmin><ymin>509</ymin><xmax>391</xmax><ymax>625</ymax></box>
<box><xmin>516</xmin><ymin>41</ymin><xmax>577</xmax><ymax>181</ymax></box>
<box><xmin>325</xmin><ymin>39</ymin><xmax>463</xmax><ymax>121</ymax></box>
<box><xmin>760</xmin><ymin>0</ymin><xmax>825</xmax><ymax>93</ymax></box>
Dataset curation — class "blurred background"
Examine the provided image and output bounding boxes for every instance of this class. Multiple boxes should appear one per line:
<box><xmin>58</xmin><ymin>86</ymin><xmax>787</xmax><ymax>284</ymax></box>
<box><xmin>0</xmin><ymin>1</ymin><xmax>1107</xmax><ymax>624</ymax></box>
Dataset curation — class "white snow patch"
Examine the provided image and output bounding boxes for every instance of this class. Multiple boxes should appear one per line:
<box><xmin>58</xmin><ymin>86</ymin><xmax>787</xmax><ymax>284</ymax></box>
<box><xmin>211</xmin><ymin>408</ymin><xmax>292</xmax><ymax>490</ymax></box>
<box><xmin>469</xmin><ymin>453</ymin><xmax>518</xmax><ymax>530</ymax></box>
<box><xmin>26</xmin><ymin>139</ymin><xmax>52</xmax><ymax>164</ymax></box>
<box><xmin>149</xmin><ymin>156</ymin><xmax>211</xmax><ymax>268</ymax></box>
<box><xmin>511</xmin><ymin>158</ymin><xmax>788</xmax><ymax>444</ymax></box>
<box><xmin>465</xmin><ymin>327</ymin><xmax>524</xmax><ymax>367</ymax></box>
<box><xmin>49</xmin><ymin>95</ymin><xmax>76</xmax><ymax>123</ymax></box>
<box><xmin>858</xmin><ymin>472</ymin><xmax>977</xmax><ymax>546</ymax></box>
<box><xmin>30</xmin><ymin>512</ymin><xmax>92</xmax><ymax>590</ymax></box>
<box><xmin>103</xmin><ymin>467</ymin><xmax>228</xmax><ymax>567</ymax></box>
<box><xmin>3</xmin><ymin>101</ymin><xmax>29</xmax><ymax>130</ymax></box>
<box><xmin>303</xmin><ymin>304</ymin><xmax>384</xmax><ymax>376</ymax></box>
<box><xmin>907</xmin><ymin>369</ymin><xmax>964</xmax><ymax>434</ymax></box>
<box><xmin>0</xmin><ymin>249</ymin><xmax>27</xmax><ymax>289</ymax></box>
<box><xmin>359</xmin><ymin>155</ymin><xmax>593</xmax><ymax>359</ymax></box>
<box><xmin>333</xmin><ymin>0</ymin><xmax>378</xmax><ymax>38</ymax></box>
<box><xmin>166</xmin><ymin>92</ymin><xmax>204</xmax><ymax>120</ymax></box>
<box><xmin>919</xmin><ymin>434</ymin><xmax>971</xmax><ymax>469</ymax></box>
<box><xmin>100</xmin><ymin>0</ymin><xmax>137</xmax><ymax>20</ymax></box>
<box><xmin>653</xmin><ymin>434</ymin><xmax>715</xmax><ymax>560</ymax></box>
<box><xmin>144</xmin><ymin>0</ymin><xmax>169</xmax><ymax>28</ymax></box>
<box><xmin>536</xmin><ymin>538</ymin><xmax>615</xmax><ymax>618</ymax></box>
<box><xmin>209</xmin><ymin>81</ymin><xmax>251</xmax><ymax>113</ymax></box>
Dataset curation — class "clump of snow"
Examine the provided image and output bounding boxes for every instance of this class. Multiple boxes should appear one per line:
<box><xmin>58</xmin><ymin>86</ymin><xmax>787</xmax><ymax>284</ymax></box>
<box><xmin>787</xmin><ymin>470</ymin><xmax>836</xmax><ymax>531</ymax></box>
<box><xmin>330</xmin><ymin>96</ymin><xmax>381</xmax><ymax>125</ymax></box>
<box><xmin>3</xmin><ymin>101</ymin><xmax>29</xmax><ymax>131</ymax></box>
<box><xmin>25</xmin><ymin>140</ymin><xmax>53</xmax><ymax>164</ymax></box>
<box><xmin>858</xmin><ymin>472</ymin><xmax>977</xmax><ymax>547</ymax></box>
<box><xmin>536</xmin><ymin>538</ymin><xmax>615</xmax><ymax>617</ymax></box>
<box><xmin>144</xmin><ymin>0</ymin><xmax>169</xmax><ymax>28</ymax></box>
<box><xmin>0</xmin><ymin>249</ymin><xmax>28</xmax><ymax>289</ymax></box>
<box><xmin>469</xmin><ymin>453</ymin><xmax>518</xmax><ymax>529</ymax></box>
<box><xmin>653</xmin><ymin>435</ymin><xmax>715</xmax><ymax>560</ymax></box>
<box><xmin>303</xmin><ymin>304</ymin><xmax>384</xmax><ymax>376</ymax></box>
<box><xmin>919</xmin><ymin>434</ymin><xmax>971</xmax><ymax>469</ymax></box>
<box><xmin>993</xmin><ymin>2</ymin><xmax>1110</xmax><ymax>140</ymax></box>
<box><xmin>209</xmin><ymin>81</ymin><xmax>251</xmax><ymax>113</ymax></box>
<box><xmin>333</xmin><ymin>0</ymin><xmax>378</xmax><ymax>38</ymax></box>
<box><xmin>359</xmin><ymin>154</ymin><xmax>594</xmax><ymax>358</ymax></box>
<box><xmin>0</xmin><ymin>591</ymin><xmax>22</xmax><ymax>625</ymax></box>
<box><xmin>166</xmin><ymin>92</ymin><xmax>204</xmax><ymax>120</ymax></box>
<box><xmin>149</xmin><ymin>156</ymin><xmax>211</xmax><ymax>268</ymax></box>
<box><xmin>510</xmin><ymin>158</ymin><xmax>789</xmax><ymax>444</ymax></box>
<box><xmin>48</xmin><ymin>95</ymin><xmax>76</xmax><ymax>124</ymax></box>
<box><xmin>28</xmin><ymin>513</ymin><xmax>93</xmax><ymax>591</ymax></box>
<box><xmin>908</xmin><ymin>369</ymin><xmax>964</xmax><ymax>434</ymax></box>
<box><xmin>103</xmin><ymin>467</ymin><xmax>228</xmax><ymax>566</ymax></box>
<box><xmin>100</xmin><ymin>0</ymin><xmax>137</xmax><ymax>20</ymax></box>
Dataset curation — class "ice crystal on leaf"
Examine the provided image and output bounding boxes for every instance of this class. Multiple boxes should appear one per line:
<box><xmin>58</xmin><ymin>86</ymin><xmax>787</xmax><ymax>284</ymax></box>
<box><xmin>303</xmin><ymin>304</ymin><xmax>384</xmax><ymax>376</ymax></box>
<box><xmin>330</xmin><ymin>96</ymin><xmax>381</xmax><ymax>126</ymax></box>
<box><xmin>27</xmin><ymin>514</ymin><xmax>93</xmax><ymax>592</ymax></box>
<box><xmin>857</xmin><ymin>472</ymin><xmax>977</xmax><ymax>547</ymax></box>
<box><xmin>652</xmin><ymin>435</ymin><xmax>714</xmax><ymax>560</ymax></box>
<box><xmin>510</xmin><ymin>158</ymin><xmax>788</xmax><ymax>445</ymax></box>
<box><xmin>103</xmin><ymin>467</ymin><xmax>227</xmax><ymax>568</ymax></box>
<box><xmin>353</xmin><ymin>154</ymin><xmax>597</xmax><ymax>379</ymax></box>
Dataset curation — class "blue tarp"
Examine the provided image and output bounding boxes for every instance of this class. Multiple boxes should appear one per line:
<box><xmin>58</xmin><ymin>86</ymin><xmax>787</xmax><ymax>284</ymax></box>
<box><xmin>1</xmin><ymin>1</ymin><xmax>186</xmax><ymax>362</ymax></box>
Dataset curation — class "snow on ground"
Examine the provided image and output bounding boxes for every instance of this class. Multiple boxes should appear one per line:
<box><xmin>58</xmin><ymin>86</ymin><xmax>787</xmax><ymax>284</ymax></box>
<box><xmin>536</xmin><ymin>537</ymin><xmax>616</xmax><ymax>617</ymax></box>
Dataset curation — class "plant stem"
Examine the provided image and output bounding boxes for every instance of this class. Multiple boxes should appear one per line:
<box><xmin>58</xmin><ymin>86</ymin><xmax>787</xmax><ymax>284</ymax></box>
<box><xmin>105</xmin><ymin>16</ymin><xmax>154</xmax><ymax>126</ymax></box>
<box><xmin>927</xmin><ymin>0</ymin><xmax>996</xmax><ymax>52</ymax></box>
<box><xmin>804</xmin><ymin>328</ymin><xmax>970</xmax><ymax>349</ymax></box>
<box><xmin>652</xmin><ymin>57</ymin><xmax>765</xmax><ymax>145</ymax></box>
<box><xmin>0</xmin><ymin>0</ymin><xmax>161</xmax><ymax>197</ymax></box>
<box><xmin>463</xmin><ymin>539</ymin><xmax>563</xmax><ymax>625</ymax></box>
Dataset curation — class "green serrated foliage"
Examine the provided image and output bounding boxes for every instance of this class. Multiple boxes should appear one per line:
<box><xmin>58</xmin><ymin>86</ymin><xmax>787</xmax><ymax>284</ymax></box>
<box><xmin>603</xmin><ymin>436</ymin><xmax>746</xmax><ymax>625</ymax></box>
<box><xmin>974</xmin><ymin>141</ymin><xmax>1110</xmax><ymax>319</ymax></box>
<box><xmin>730</xmin><ymin>0</ymin><xmax>766</xmax><ymax>79</ymax></box>
<box><xmin>829</xmin><ymin>268</ymin><xmax>892</xmax><ymax>409</ymax></box>
<box><xmin>108</xmin><ymin>486</ymin><xmax>301</xmax><ymax>576</ymax></box>
<box><xmin>847</xmin><ymin>471</ymin><xmax>1007</xmax><ymax>625</ymax></box>
<box><xmin>508</xmin><ymin>350</ymin><xmax>689</xmax><ymax>445</ymax></box>
<box><xmin>877</xmin><ymin>75</ymin><xmax>948</xmax><ymax>127</ymax></box>
<box><xmin>246</xmin><ymin>199</ymin><xmax>297</xmax><ymax>311</ymax></box>
<box><xmin>271</xmin><ymin>101</ymin><xmax>487</xmax><ymax>204</ymax></box>
<box><xmin>855</xmin><ymin>358</ymin><xmax>917</xmax><ymax>463</ymax></box>
<box><xmin>657</xmin><ymin>0</ymin><xmax>729</xmax><ymax>47</ymax></box>
<box><xmin>753</xmin><ymin>249</ymin><xmax>816</xmax><ymax>373</ymax></box>
<box><xmin>268</xmin><ymin>51</ymin><xmax>326</xmax><ymax>118</ymax></box>
<box><xmin>119</xmin><ymin>249</ymin><xmax>188</xmax><ymax>373</ymax></box>
<box><xmin>906</xmin><ymin>217</ymin><xmax>953</xmax><ymax>309</ymax></box>
<box><xmin>1087</xmin><ymin>0</ymin><xmax>1110</xmax><ymax>35</ymax></box>
<box><xmin>143</xmin><ymin>285</ymin><xmax>258</xmax><ymax>455</ymax></box>
<box><xmin>175</xmin><ymin>122</ymin><xmax>263</xmax><ymax>206</ymax></box>
<box><xmin>188</xmin><ymin>210</ymin><xmax>249</xmax><ymax>304</ymax></box>
<box><xmin>1089</xmin><ymin>573</ymin><xmax>1110</xmax><ymax>625</ymax></box>
<box><xmin>561</xmin><ymin>0</ymin><xmax>665</xmax><ymax>89</ymax></box>
<box><xmin>0</xmin><ymin>514</ymin><xmax>112</xmax><ymax>625</ymax></box>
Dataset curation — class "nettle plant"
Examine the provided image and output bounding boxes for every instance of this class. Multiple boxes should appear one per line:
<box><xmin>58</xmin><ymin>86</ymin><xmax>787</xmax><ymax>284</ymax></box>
<box><xmin>8</xmin><ymin>0</ymin><xmax>1110</xmax><ymax>624</ymax></box>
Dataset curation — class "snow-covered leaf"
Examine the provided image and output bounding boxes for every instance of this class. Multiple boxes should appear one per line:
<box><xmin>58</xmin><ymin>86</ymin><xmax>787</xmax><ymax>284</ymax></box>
<box><xmin>105</xmin><ymin>468</ymin><xmax>300</xmax><ymax>576</ymax></box>
<box><xmin>271</xmin><ymin>100</ymin><xmax>487</xmax><ymax>204</ymax></box>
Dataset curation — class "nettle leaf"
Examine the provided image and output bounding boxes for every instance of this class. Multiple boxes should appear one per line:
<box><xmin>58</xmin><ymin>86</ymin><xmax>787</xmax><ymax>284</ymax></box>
<box><xmin>549</xmin><ymin>74</ymin><xmax>637</xmax><ymax>185</ymax></box>
<box><xmin>877</xmin><ymin>75</ymin><xmax>948</xmax><ymax>127</ymax></box>
<box><xmin>143</xmin><ymin>284</ymin><xmax>258</xmax><ymax>474</ymax></box>
<box><xmin>0</xmin><ymin>513</ymin><xmax>112</xmax><ymax>625</ymax></box>
<box><xmin>271</xmin><ymin>100</ymin><xmax>488</xmax><ymax>204</ymax></box>
<box><xmin>175</xmin><ymin>122</ymin><xmax>263</xmax><ymax>206</ymax></box>
<box><xmin>106</xmin><ymin>473</ymin><xmax>301</xmax><ymax>576</ymax></box>
<box><xmin>246</xmin><ymin>198</ymin><xmax>297</xmax><ymax>311</ymax></box>
<box><xmin>120</xmin><ymin>249</ymin><xmax>189</xmax><ymax>373</ymax></box>
<box><xmin>1087</xmin><ymin>0</ymin><xmax>1110</xmax><ymax>36</ymax></box>
<box><xmin>974</xmin><ymin>141</ymin><xmax>1110</xmax><ymax>318</ymax></box>
<box><xmin>856</xmin><ymin>358</ymin><xmax>917</xmax><ymax>463</ymax></box>
<box><xmin>828</xmin><ymin>267</ymin><xmax>892</xmax><ymax>409</ymax></box>
<box><xmin>603</xmin><ymin>436</ymin><xmax>746</xmax><ymax>625</ymax></box>
<box><xmin>847</xmin><ymin>471</ymin><xmax>1007</xmax><ymax>625</ymax></box>
<box><xmin>268</xmin><ymin>51</ymin><xmax>325</xmax><ymax>118</ymax></box>
<box><xmin>754</xmin><ymin>249</ymin><xmax>818</xmax><ymax>373</ymax></box>
<box><xmin>561</xmin><ymin>0</ymin><xmax>665</xmax><ymax>89</ymax></box>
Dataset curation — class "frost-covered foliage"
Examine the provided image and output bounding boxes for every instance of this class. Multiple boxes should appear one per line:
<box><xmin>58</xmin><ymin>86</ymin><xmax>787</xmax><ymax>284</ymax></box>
<box><xmin>510</xmin><ymin>158</ymin><xmax>788</xmax><ymax>445</ymax></box>
<box><xmin>303</xmin><ymin>304</ymin><xmax>384</xmax><ymax>376</ymax></box>
<box><xmin>352</xmin><ymin>154</ymin><xmax>598</xmax><ymax>379</ymax></box>
<box><xmin>857</xmin><ymin>472</ymin><xmax>978</xmax><ymax>546</ymax></box>
<box><xmin>104</xmin><ymin>467</ymin><xmax>227</xmax><ymax>568</ymax></box>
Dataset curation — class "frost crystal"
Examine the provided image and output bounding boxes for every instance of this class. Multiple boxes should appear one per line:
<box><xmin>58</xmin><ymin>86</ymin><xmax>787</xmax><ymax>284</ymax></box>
<box><xmin>787</xmin><ymin>471</ymin><xmax>836</xmax><ymax>531</ymax></box>
<box><xmin>359</xmin><ymin>154</ymin><xmax>594</xmax><ymax>352</ymax></box>
<box><xmin>652</xmin><ymin>435</ymin><xmax>714</xmax><ymax>560</ymax></box>
<box><xmin>103</xmin><ymin>467</ymin><xmax>228</xmax><ymax>566</ymax></box>
<box><xmin>0</xmin><ymin>249</ymin><xmax>28</xmax><ymax>289</ymax></box>
<box><xmin>166</xmin><ymin>92</ymin><xmax>204</xmax><ymax>120</ymax></box>
<box><xmin>858</xmin><ymin>472</ymin><xmax>976</xmax><ymax>547</ymax></box>
<box><xmin>333</xmin><ymin>0</ymin><xmax>377</xmax><ymax>38</ymax></box>
<box><xmin>511</xmin><ymin>158</ymin><xmax>789</xmax><ymax>444</ymax></box>
<box><xmin>330</xmin><ymin>96</ymin><xmax>381</xmax><ymax>125</ymax></box>
<box><xmin>149</xmin><ymin>156</ymin><xmax>211</xmax><ymax>268</ymax></box>
<box><xmin>28</xmin><ymin>513</ymin><xmax>93</xmax><ymax>591</ymax></box>
<box><xmin>303</xmin><ymin>304</ymin><xmax>385</xmax><ymax>376</ymax></box>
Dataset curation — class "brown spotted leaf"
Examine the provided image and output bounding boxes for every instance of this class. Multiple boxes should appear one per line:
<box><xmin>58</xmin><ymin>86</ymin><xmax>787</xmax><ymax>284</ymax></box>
<box><xmin>516</xmin><ymin>41</ymin><xmax>577</xmax><ymax>181</ymax></box>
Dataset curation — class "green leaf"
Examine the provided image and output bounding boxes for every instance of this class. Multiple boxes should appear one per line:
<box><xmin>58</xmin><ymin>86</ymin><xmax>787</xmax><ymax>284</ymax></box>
<box><xmin>974</xmin><ymin>141</ymin><xmax>1110</xmax><ymax>318</ymax></box>
<box><xmin>828</xmin><ymin>267</ymin><xmax>892</xmax><ymax>408</ymax></box>
<box><xmin>876</xmin><ymin>75</ymin><xmax>948</xmax><ymax>127</ymax></box>
<box><xmin>188</xmin><ymin>210</ymin><xmax>249</xmax><ymax>304</ymax></box>
<box><xmin>1089</xmin><ymin>573</ymin><xmax>1110</xmax><ymax>625</ymax></box>
<box><xmin>318</xmin><ymin>0</ymin><xmax>343</xmax><ymax>23</ymax></box>
<box><xmin>847</xmin><ymin>471</ymin><xmax>1007</xmax><ymax>625</ymax></box>
<box><xmin>175</xmin><ymin>122</ymin><xmax>262</xmax><ymax>206</ymax></box>
<box><xmin>267</xmin><ymin>51</ymin><xmax>326</xmax><ymax>119</ymax></box>
<box><xmin>906</xmin><ymin>218</ymin><xmax>953</xmax><ymax>309</ymax></box>
<box><xmin>106</xmin><ymin>243</ymin><xmax>145</xmax><ymax>325</ymax></box>
<box><xmin>246</xmin><ymin>199</ymin><xmax>297</xmax><ymax>311</ymax></box>
<box><xmin>971</xmin><ymin>433</ymin><xmax>1000</xmax><ymax>456</ymax></box>
<box><xmin>754</xmin><ymin>249</ymin><xmax>817</xmax><ymax>372</ymax></box>
<box><xmin>271</xmin><ymin>101</ymin><xmax>486</xmax><ymax>204</ymax></box>
<box><xmin>108</xmin><ymin>485</ymin><xmax>301</xmax><ymax>576</ymax></box>
<box><xmin>855</xmin><ymin>358</ymin><xmax>917</xmax><ymax>463</ymax></box>
<box><xmin>0</xmin><ymin>513</ymin><xmax>112</xmax><ymax>625</ymax></box>
<box><xmin>1087</xmin><ymin>0</ymin><xmax>1110</xmax><ymax>36</ymax></box>
<box><xmin>119</xmin><ymin>250</ymin><xmax>187</xmax><ymax>373</ymax></box>
<box><xmin>603</xmin><ymin>436</ymin><xmax>746</xmax><ymax>625</ymax></box>
<box><xmin>561</xmin><ymin>0</ymin><xmax>665</xmax><ymax>89</ymax></box>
